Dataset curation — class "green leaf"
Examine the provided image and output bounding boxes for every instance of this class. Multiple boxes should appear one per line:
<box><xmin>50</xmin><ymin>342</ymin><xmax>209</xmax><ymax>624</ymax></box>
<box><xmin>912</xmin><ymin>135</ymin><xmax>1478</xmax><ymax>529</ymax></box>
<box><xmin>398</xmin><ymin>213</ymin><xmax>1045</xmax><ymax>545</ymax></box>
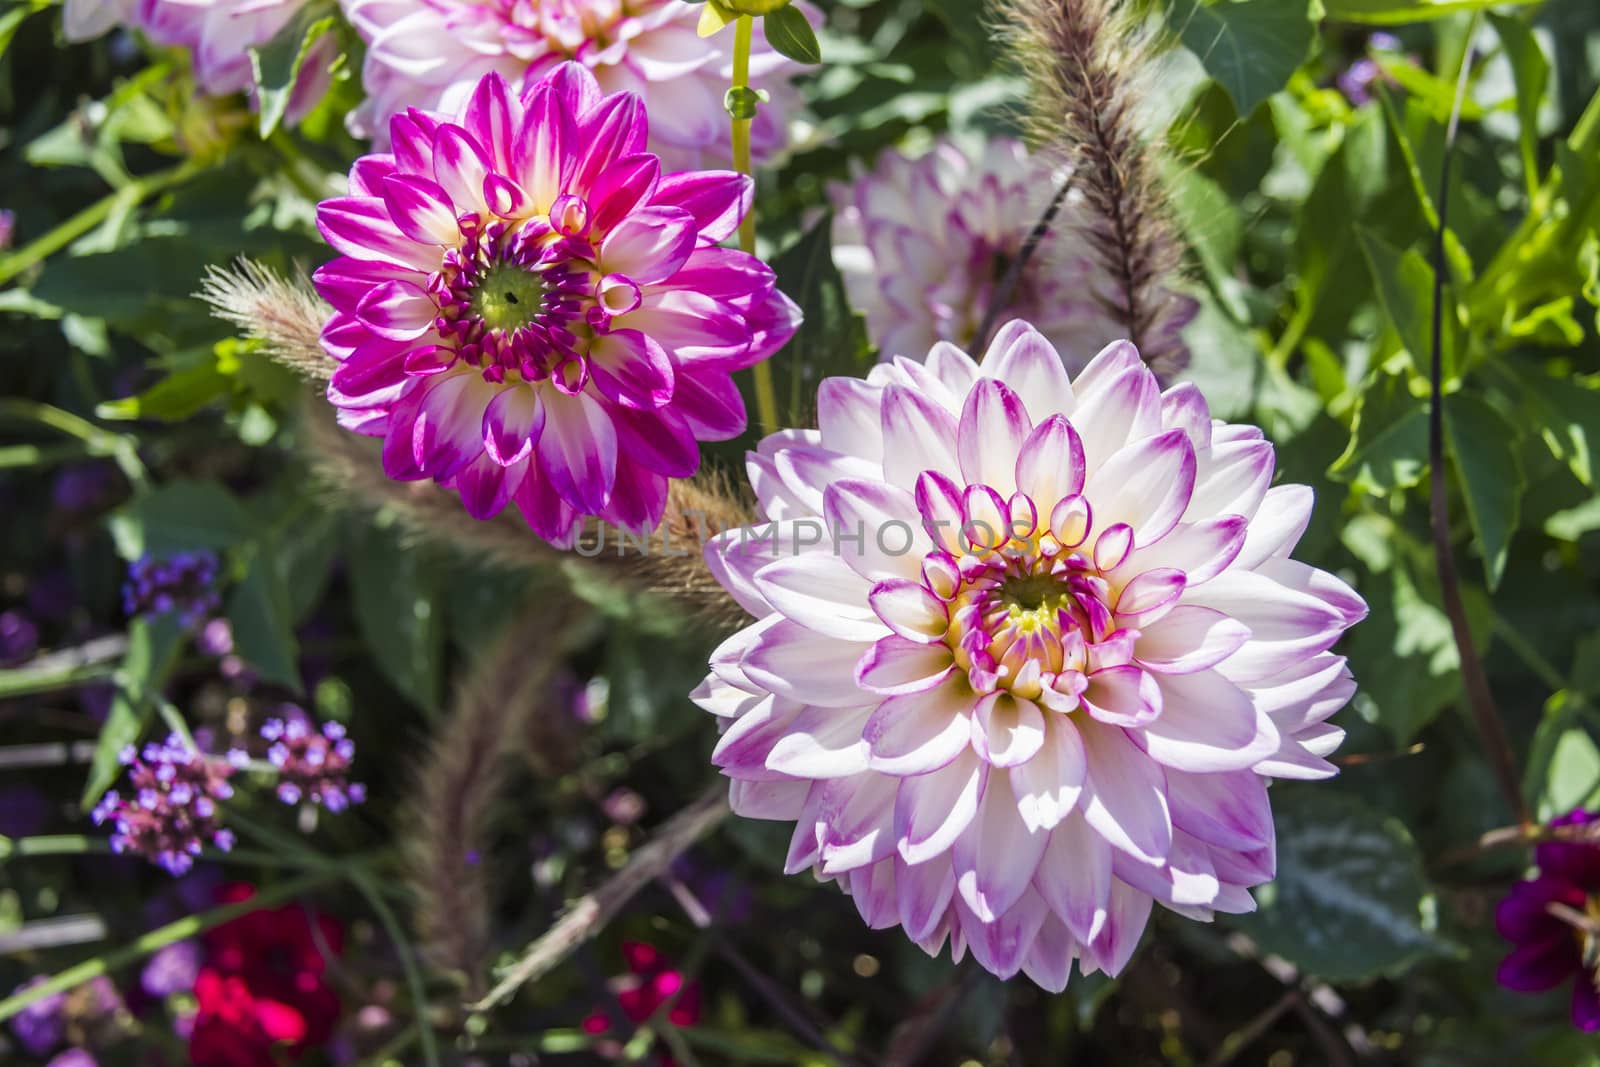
<box><xmin>1174</xmin><ymin>0</ymin><xmax>1315</xmax><ymax>117</ymax></box>
<box><xmin>1355</xmin><ymin>228</ymin><xmax>1455</xmax><ymax>375</ymax></box>
<box><xmin>1487</xmin><ymin>12</ymin><xmax>1550</xmax><ymax>198</ymax></box>
<box><xmin>1538</xmin><ymin>726</ymin><xmax>1600</xmax><ymax>821</ymax></box>
<box><xmin>248</xmin><ymin>13</ymin><xmax>337</xmax><ymax>138</ymax></box>
<box><xmin>226</xmin><ymin>554</ymin><xmax>302</xmax><ymax>692</ymax></box>
<box><xmin>1329</xmin><ymin>369</ymin><xmax>1428</xmax><ymax>495</ymax></box>
<box><xmin>347</xmin><ymin>519</ymin><xmax>445</xmax><ymax>712</ymax></box>
<box><xmin>80</xmin><ymin>614</ymin><xmax>187</xmax><ymax>810</ymax></box>
<box><xmin>109</xmin><ymin>480</ymin><xmax>256</xmax><ymax>560</ymax></box>
<box><xmin>1520</xmin><ymin>372</ymin><xmax>1600</xmax><ymax>488</ymax></box>
<box><xmin>763</xmin><ymin>5</ymin><xmax>820</xmax><ymax>65</ymax></box>
<box><xmin>1233</xmin><ymin>790</ymin><xmax>1454</xmax><ymax>981</ymax></box>
<box><xmin>96</xmin><ymin>362</ymin><xmax>230</xmax><ymax>423</ymax></box>
<box><xmin>766</xmin><ymin>217</ymin><xmax>872</xmax><ymax>427</ymax></box>
<box><xmin>1444</xmin><ymin>395</ymin><xmax>1523</xmax><ymax>591</ymax></box>
<box><xmin>1323</xmin><ymin>0</ymin><xmax>1540</xmax><ymax>24</ymax></box>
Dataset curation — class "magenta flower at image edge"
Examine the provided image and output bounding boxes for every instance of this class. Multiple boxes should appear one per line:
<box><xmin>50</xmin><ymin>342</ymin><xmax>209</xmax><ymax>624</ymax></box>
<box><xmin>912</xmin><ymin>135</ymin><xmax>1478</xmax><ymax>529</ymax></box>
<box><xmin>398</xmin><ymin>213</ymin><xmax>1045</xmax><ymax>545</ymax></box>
<box><xmin>314</xmin><ymin>63</ymin><xmax>800</xmax><ymax>546</ymax></box>
<box><xmin>1497</xmin><ymin>810</ymin><xmax>1600</xmax><ymax>1030</ymax></box>
<box><xmin>692</xmin><ymin>323</ymin><xmax>1367</xmax><ymax>989</ymax></box>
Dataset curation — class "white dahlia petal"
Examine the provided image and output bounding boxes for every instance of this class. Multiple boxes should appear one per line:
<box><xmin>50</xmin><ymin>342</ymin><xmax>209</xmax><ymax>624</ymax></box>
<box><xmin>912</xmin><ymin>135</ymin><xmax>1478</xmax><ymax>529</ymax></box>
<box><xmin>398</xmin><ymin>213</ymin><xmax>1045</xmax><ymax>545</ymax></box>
<box><xmin>695</xmin><ymin>329</ymin><xmax>1366</xmax><ymax>988</ymax></box>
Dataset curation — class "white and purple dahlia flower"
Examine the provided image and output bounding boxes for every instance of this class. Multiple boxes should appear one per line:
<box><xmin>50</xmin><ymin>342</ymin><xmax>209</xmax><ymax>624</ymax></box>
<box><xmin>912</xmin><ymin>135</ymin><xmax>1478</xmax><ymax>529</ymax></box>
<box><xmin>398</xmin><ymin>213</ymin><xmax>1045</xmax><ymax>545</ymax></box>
<box><xmin>314</xmin><ymin>63</ymin><xmax>800</xmax><ymax>545</ymax></box>
<box><xmin>65</xmin><ymin>0</ymin><xmax>335</xmax><ymax>125</ymax></box>
<box><xmin>830</xmin><ymin>137</ymin><xmax>1195</xmax><ymax>372</ymax></box>
<box><xmin>691</xmin><ymin>324</ymin><xmax>1366</xmax><ymax>989</ymax></box>
<box><xmin>342</xmin><ymin>0</ymin><xmax>811</xmax><ymax>170</ymax></box>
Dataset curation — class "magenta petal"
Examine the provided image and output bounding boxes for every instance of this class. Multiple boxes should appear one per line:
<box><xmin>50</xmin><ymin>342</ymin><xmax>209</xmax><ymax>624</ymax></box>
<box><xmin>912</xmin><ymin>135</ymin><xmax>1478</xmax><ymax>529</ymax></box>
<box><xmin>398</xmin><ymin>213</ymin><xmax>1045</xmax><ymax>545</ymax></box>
<box><xmin>1574</xmin><ymin>979</ymin><xmax>1600</xmax><ymax>1032</ymax></box>
<box><xmin>672</xmin><ymin>371</ymin><xmax>747</xmax><ymax>442</ymax></box>
<box><xmin>535</xmin><ymin>60</ymin><xmax>604</xmax><ymax>124</ymax></box>
<box><xmin>535</xmin><ymin>389</ymin><xmax>617</xmax><ymax>513</ymax></box>
<box><xmin>510</xmin><ymin>84</ymin><xmax>575</xmax><ymax>207</ymax></box>
<box><xmin>356</xmin><ymin>279</ymin><xmax>436</xmax><ymax>340</ymax></box>
<box><xmin>431</xmin><ymin>124</ymin><xmax>494</xmax><ymax>219</ymax></box>
<box><xmin>572</xmin><ymin>92</ymin><xmax>648</xmax><ymax>187</ymax></box>
<box><xmin>380</xmin><ymin>174</ymin><xmax>459</xmax><ymax>245</ymax></box>
<box><xmin>601</xmin><ymin>206</ymin><xmax>698</xmax><ymax>285</ymax></box>
<box><xmin>464</xmin><ymin>71</ymin><xmax>519</xmax><ymax>172</ymax></box>
<box><xmin>451</xmin><ymin>453</ymin><xmax>516</xmax><ymax>519</ymax></box>
<box><xmin>957</xmin><ymin>377</ymin><xmax>1032</xmax><ymax>493</ymax></box>
<box><xmin>652</xmin><ymin>171</ymin><xmax>753</xmax><ymax>244</ymax></box>
<box><xmin>610</xmin><ymin>403</ymin><xmax>700</xmax><ymax>478</ymax></box>
<box><xmin>482</xmin><ymin>386</ymin><xmax>544</xmax><ymax>467</ymax></box>
<box><xmin>588</xmin><ymin>329</ymin><xmax>675</xmax><ymax>410</ymax></box>
<box><xmin>588</xmin><ymin>153</ymin><xmax>663</xmax><ymax>234</ymax></box>
<box><xmin>317</xmin><ymin>197</ymin><xmax>435</xmax><ymax>271</ymax></box>
<box><xmin>856</xmin><ymin>635</ymin><xmax>954</xmax><ymax>696</ymax></box>
<box><xmin>1497</xmin><ymin>938</ymin><xmax>1580</xmax><ymax>992</ymax></box>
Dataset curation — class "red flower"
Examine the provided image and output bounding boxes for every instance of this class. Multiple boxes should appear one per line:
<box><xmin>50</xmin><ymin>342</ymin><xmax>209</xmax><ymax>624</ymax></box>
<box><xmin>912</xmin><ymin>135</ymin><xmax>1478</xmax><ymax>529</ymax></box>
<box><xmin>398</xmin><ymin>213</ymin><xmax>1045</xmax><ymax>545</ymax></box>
<box><xmin>187</xmin><ymin>884</ymin><xmax>343</xmax><ymax>1067</ymax></box>
<box><xmin>583</xmin><ymin>941</ymin><xmax>701</xmax><ymax>1064</ymax></box>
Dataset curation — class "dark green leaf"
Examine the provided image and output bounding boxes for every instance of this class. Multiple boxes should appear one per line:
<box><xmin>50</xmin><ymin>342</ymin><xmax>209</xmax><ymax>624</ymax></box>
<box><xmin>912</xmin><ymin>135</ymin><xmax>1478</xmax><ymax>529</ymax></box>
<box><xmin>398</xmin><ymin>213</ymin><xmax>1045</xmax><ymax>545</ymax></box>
<box><xmin>763</xmin><ymin>5</ymin><xmax>821</xmax><ymax>65</ymax></box>
<box><xmin>1233</xmin><ymin>790</ymin><xmax>1454</xmax><ymax>981</ymax></box>
<box><xmin>248</xmin><ymin>14</ymin><xmax>338</xmax><ymax>138</ymax></box>
<box><xmin>1323</xmin><ymin>0</ymin><xmax>1539</xmax><ymax>23</ymax></box>
<box><xmin>80</xmin><ymin>614</ymin><xmax>187</xmax><ymax>810</ymax></box>
<box><xmin>109</xmin><ymin>480</ymin><xmax>256</xmax><ymax>560</ymax></box>
<box><xmin>1445</xmin><ymin>395</ymin><xmax>1523</xmax><ymax>591</ymax></box>
<box><xmin>1356</xmin><ymin>227</ymin><xmax>1455</xmax><ymax>375</ymax></box>
<box><xmin>347</xmin><ymin>519</ymin><xmax>445</xmax><ymax>712</ymax></box>
<box><xmin>1174</xmin><ymin>0</ymin><xmax>1314</xmax><ymax>117</ymax></box>
<box><xmin>226</xmin><ymin>554</ymin><xmax>302</xmax><ymax>692</ymax></box>
<box><xmin>766</xmin><ymin>217</ymin><xmax>872</xmax><ymax>427</ymax></box>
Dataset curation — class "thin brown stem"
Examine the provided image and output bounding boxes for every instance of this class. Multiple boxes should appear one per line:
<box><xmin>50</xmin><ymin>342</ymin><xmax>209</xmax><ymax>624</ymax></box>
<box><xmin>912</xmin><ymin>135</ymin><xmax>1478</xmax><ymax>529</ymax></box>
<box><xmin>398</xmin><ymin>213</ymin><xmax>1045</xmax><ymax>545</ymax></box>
<box><xmin>1426</xmin><ymin>22</ymin><xmax>1528</xmax><ymax>828</ymax></box>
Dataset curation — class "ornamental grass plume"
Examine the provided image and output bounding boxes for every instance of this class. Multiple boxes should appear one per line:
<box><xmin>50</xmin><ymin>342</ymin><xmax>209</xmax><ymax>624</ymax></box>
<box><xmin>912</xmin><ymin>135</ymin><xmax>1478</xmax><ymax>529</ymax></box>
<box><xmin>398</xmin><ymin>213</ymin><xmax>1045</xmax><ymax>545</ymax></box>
<box><xmin>990</xmin><ymin>0</ymin><xmax>1191</xmax><ymax>378</ymax></box>
<box><xmin>692</xmin><ymin>323</ymin><xmax>1366</xmax><ymax>988</ymax></box>
<box><xmin>829</xmin><ymin>135</ymin><xmax>1194</xmax><ymax>369</ymax></box>
<box><xmin>1498</xmin><ymin>810</ymin><xmax>1600</xmax><ymax>1031</ymax></box>
<box><xmin>314</xmin><ymin>63</ymin><xmax>799</xmax><ymax>546</ymax></box>
<box><xmin>341</xmin><ymin>0</ymin><xmax>811</xmax><ymax>169</ymax></box>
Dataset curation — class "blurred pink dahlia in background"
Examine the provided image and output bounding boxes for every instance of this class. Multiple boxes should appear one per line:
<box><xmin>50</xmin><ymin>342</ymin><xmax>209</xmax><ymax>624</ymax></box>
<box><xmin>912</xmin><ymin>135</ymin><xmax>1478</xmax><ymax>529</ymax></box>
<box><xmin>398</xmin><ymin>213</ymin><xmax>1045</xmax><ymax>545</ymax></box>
<box><xmin>692</xmin><ymin>323</ymin><xmax>1365</xmax><ymax>988</ymax></box>
<box><xmin>342</xmin><ymin>0</ymin><xmax>813</xmax><ymax>170</ymax></box>
<box><xmin>314</xmin><ymin>63</ymin><xmax>800</xmax><ymax>545</ymax></box>
<box><xmin>829</xmin><ymin>137</ymin><xmax>1195</xmax><ymax>372</ymax></box>
<box><xmin>63</xmin><ymin>0</ymin><xmax>335</xmax><ymax>126</ymax></box>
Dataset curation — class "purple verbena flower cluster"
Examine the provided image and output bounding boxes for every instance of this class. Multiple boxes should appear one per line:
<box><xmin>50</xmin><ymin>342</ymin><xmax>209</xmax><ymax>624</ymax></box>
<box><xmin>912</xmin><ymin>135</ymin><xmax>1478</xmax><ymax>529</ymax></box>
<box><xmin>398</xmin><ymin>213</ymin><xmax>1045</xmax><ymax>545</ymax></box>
<box><xmin>91</xmin><ymin>734</ymin><xmax>245</xmax><ymax>876</ymax></box>
<box><xmin>263</xmin><ymin>715</ymin><xmax>367</xmax><ymax>812</ymax></box>
<box><xmin>122</xmin><ymin>552</ymin><xmax>223</xmax><ymax>629</ymax></box>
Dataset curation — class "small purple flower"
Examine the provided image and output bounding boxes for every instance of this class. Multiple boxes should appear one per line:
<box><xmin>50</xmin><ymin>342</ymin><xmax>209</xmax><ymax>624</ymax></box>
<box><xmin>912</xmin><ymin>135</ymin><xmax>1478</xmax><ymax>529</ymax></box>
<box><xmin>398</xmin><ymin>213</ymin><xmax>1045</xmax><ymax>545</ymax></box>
<box><xmin>51</xmin><ymin>463</ymin><xmax>116</xmax><ymax>514</ymax></box>
<box><xmin>122</xmin><ymin>552</ymin><xmax>222</xmax><ymax>629</ymax></box>
<box><xmin>1498</xmin><ymin>810</ymin><xmax>1600</xmax><ymax>1030</ymax></box>
<box><xmin>195</xmin><ymin>617</ymin><xmax>235</xmax><ymax>658</ymax></box>
<box><xmin>1337</xmin><ymin>33</ymin><xmax>1405</xmax><ymax>106</ymax></box>
<box><xmin>0</xmin><ymin>209</ymin><xmax>14</xmax><ymax>252</ymax></box>
<box><xmin>142</xmin><ymin>941</ymin><xmax>202</xmax><ymax>999</ymax></box>
<box><xmin>262</xmin><ymin>712</ymin><xmax>366</xmax><ymax>812</ymax></box>
<box><xmin>9</xmin><ymin>978</ymin><xmax>64</xmax><ymax>1056</ymax></box>
<box><xmin>91</xmin><ymin>733</ymin><xmax>242</xmax><ymax>876</ymax></box>
<box><xmin>0</xmin><ymin>609</ymin><xmax>38</xmax><ymax>666</ymax></box>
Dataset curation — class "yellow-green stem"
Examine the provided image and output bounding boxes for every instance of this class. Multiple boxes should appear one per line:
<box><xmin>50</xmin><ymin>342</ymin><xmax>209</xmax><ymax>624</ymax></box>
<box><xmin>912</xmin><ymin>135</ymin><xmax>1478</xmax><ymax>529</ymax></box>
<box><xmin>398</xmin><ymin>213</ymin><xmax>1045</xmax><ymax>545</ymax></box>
<box><xmin>731</xmin><ymin>14</ymin><xmax>780</xmax><ymax>436</ymax></box>
<box><xmin>0</xmin><ymin>159</ymin><xmax>207</xmax><ymax>287</ymax></box>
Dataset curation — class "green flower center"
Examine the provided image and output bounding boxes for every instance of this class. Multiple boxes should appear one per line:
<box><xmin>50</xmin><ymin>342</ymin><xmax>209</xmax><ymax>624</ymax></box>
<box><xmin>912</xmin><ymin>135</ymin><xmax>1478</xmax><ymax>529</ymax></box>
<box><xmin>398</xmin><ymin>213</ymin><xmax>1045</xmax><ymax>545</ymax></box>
<box><xmin>470</xmin><ymin>264</ymin><xmax>546</xmax><ymax>334</ymax></box>
<box><xmin>1000</xmin><ymin>574</ymin><xmax>1073</xmax><ymax>633</ymax></box>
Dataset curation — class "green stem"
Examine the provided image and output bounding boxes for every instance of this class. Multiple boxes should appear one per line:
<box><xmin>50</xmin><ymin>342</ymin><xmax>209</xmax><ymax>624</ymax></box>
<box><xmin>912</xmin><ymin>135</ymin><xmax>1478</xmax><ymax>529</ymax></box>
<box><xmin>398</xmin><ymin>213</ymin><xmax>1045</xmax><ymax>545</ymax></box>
<box><xmin>0</xmin><ymin>833</ymin><xmax>298</xmax><ymax>868</ymax></box>
<box><xmin>0</xmin><ymin>398</ymin><xmax>148</xmax><ymax>488</ymax></box>
<box><xmin>0</xmin><ymin>159</ymin><xmax>207</xmax><ymax>288</ymax></box>
<box><xmin>349</xmin><ymin>869</ymin><xmax>442</xmax><ymax>1067</ymax></box>
<box><xmin>0</xmin><ymin>660</ymin><xmax>119</xmax><ymax>700</ymax></box>
<box><xmin>0</xmin><ymin>440</ymin><xmax>106</xmax><ymax>470</ymax></box>
<box><xmin>0</xmin><ymin>868</ymin><xmax>338</xmax><ymax>1024</ymax></box>
<box><xmin>729</xmin><ymin>14</ymin><xmax>780</xmax><ymax>437</ymax></box>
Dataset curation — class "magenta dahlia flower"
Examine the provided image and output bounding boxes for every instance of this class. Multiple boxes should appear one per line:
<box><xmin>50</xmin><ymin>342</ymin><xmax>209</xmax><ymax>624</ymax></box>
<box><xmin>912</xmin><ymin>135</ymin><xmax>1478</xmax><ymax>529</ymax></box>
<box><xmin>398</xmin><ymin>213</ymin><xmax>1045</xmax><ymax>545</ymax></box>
<box><xmin>314</xmin><ymin>64</ymin><xmax>800</xmax><ymax>544</ymax></box>
<box><xmin>830</xmin><ymin>138</ymin><xmax>1195</xmax><ymax>372</ymax></box>
<box><xmin>1497</xmin><ymin>810</ymin><xmax>1600</xmax><ymax>1030</ymax></box>
<box><xmin>342</xmin><ymin>0</ymin><xmax>812</xmax><ymax>170</ymax></box>
<box><xmin>691</xmin><ymin>323</ymin><xmax>1366</xmax><ymax>988</ymax></box>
